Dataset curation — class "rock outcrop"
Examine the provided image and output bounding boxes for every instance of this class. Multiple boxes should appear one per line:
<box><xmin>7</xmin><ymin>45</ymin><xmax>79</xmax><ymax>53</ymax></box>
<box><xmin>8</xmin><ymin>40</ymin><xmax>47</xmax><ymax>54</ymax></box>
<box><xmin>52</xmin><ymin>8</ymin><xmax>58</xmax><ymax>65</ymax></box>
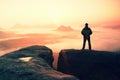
<box><xmin>0</xmin><ymin>45</ymin><xmax>78</xmax><ymax>80</ymax></box>
<box><xmin>57</xmin><ymin>49</ymin><xmax>120</xmax><ymax>80</ymax></box>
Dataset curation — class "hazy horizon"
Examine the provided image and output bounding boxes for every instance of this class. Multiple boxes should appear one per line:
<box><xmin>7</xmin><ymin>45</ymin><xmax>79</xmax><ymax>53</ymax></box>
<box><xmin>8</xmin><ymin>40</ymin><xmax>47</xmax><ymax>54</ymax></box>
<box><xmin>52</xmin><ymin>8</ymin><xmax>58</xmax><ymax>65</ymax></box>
<box><xmin>0</xmin><ymin>25</ymin><xmax>120</xmax><ymax>55</ymax></box>
<box><xmin>0</xmin><ymin>0</ymin><xmax>120</xmax><ymax>56</ymax></box>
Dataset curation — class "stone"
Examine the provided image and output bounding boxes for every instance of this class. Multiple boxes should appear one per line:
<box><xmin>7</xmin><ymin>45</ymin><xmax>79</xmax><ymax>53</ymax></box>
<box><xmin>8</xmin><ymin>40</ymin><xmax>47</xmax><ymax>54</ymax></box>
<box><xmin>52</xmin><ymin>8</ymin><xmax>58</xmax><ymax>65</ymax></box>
<box><xmin>0</xmin><ymin>45</ymin><xmax>79</xmax><ymax>80</ymax></box>
<box><xmin>57</xmin><ymin>49</ymin><xmax>120</xmax><ymax>80</ymax></box>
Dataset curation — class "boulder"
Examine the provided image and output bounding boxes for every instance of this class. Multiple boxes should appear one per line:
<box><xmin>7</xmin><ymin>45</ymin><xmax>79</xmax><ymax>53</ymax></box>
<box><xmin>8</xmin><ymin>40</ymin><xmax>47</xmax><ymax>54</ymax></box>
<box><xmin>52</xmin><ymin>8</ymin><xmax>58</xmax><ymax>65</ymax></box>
<box><xmin>57</xmin><ymin>49</ymin><xmax>120</xmax><ymax>80</ymax></box>
<box><xmin>0</xmin><ymin>45</ymin><xmax>79</xmax><ymax>80</ymax></box>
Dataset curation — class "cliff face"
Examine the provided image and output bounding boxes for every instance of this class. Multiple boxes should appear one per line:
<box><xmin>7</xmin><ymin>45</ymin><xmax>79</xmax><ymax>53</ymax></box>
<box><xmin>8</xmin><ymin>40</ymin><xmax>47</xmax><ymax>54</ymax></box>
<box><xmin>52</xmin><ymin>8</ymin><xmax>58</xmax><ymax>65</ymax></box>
<box><xmin>57</xmin><ymin>49</ymin><xmax>120</xmax><ymax>80</ymax></box>
<box><xmin>0</xmin><ymin>45</ymin><xmax>78</xmax><ymax>80</ymax></box>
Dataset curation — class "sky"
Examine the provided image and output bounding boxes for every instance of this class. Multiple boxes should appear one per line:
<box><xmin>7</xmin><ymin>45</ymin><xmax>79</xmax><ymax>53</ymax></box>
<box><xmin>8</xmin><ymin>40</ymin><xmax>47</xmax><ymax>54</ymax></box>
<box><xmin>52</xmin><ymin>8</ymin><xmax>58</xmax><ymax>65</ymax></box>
<box><xmin>0</xmin><ymin>0</ymin><xmax>120</xmax><ymax>57</ymax></box>
<box><xmin>0</xmin><ymin>0</ymin><xmax>120</xmax><ymax>28</ymax></box>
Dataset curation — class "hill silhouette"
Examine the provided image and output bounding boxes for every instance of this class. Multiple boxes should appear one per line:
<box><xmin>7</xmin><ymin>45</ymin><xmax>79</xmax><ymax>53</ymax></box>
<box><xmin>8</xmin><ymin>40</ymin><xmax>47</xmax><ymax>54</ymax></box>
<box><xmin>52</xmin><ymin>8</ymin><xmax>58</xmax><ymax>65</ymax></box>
<box><xmin>55</xmin><ymin>25</ymin><xmax>75</xmax><ymax>32</ymax></box>
<box><xmin>57</xmin><ymin>49</ymin><xmax>120</xmax><ymax>80</ymax></box>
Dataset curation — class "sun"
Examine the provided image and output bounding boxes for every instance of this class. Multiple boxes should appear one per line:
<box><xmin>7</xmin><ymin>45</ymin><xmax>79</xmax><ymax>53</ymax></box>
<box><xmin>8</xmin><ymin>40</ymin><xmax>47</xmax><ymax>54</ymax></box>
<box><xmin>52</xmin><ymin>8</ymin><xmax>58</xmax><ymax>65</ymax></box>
<box><xmin>48</xmin><ymin>13</ymin><xmax>62</xmax><ymax>24</ymax></box>
<box><xmin>45</xmin><ymin>8</ymin><xmax>64</xmax><ymax>24</ymax></box>
<box><xmin>49</xmin><ymin>13</ymin><xmax>60</xmax><ymax>23</ymax></box>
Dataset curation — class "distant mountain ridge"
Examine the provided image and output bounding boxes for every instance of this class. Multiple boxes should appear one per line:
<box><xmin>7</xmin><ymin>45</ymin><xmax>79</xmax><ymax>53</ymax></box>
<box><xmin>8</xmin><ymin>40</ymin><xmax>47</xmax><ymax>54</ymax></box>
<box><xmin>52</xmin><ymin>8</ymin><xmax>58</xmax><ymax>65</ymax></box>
<box><xmin>56</xmin><ymin>25</ymin><xmax>75</xmax><ymax>32</ymax></box>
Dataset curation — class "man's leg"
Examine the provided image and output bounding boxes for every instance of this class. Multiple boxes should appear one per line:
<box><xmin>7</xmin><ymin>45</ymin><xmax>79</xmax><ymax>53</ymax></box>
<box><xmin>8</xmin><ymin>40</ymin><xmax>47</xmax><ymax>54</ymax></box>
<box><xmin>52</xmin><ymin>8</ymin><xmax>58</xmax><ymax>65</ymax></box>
<box><xmin>88</xmin><ymin>37</ymin><xmax>91</xmax><ymax>50</ymax></box>
<box><xmin>82</xmin><ymin>37</ymin><xmax>86</xmax><ymax>50</ymax></box>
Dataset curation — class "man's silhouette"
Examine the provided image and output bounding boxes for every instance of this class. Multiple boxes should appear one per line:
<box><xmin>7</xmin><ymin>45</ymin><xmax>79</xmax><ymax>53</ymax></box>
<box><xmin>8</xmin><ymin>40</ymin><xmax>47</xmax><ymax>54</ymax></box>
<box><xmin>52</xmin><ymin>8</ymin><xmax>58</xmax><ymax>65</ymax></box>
<box><xmin>81</xmin><ymin>23</ymin><xmax>92</xmax><ymax>50</ymax></box>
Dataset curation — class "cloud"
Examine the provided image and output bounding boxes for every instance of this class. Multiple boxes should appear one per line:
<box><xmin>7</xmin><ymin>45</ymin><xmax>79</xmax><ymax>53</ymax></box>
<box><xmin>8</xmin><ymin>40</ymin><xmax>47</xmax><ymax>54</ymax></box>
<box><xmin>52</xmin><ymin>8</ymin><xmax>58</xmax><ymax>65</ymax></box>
<box><xmin>11</xmin><ymin>24</ymin><xmax>57</xmax><ymax>29</ymax></box>
<box><xmin>104</xmin><ymin>25</ymin><xmax>120</xmax><ymax>29</ymax></box>
<box><xmin>0</xmin><ymin>33</ymin><xmax>61</xmax><ymax>50</ymax></box>
<box><xmin>0</xmin><ymin>29</ymin><xmax>82</xmax><ymax>57</ymax></box>
<box><xmin>100</xmin><ymin>20</ymin><xmax>120</xmax><ymax>30</ymax></box>
<box><xmin>9</xmin><ymin>24</ymin><xmax>58</xmax><ymax>33</ymax></box>
<box><xmin>0</xmin><ymin>30</ymin><xmax>20</xmax><ymax>39</ymax></box>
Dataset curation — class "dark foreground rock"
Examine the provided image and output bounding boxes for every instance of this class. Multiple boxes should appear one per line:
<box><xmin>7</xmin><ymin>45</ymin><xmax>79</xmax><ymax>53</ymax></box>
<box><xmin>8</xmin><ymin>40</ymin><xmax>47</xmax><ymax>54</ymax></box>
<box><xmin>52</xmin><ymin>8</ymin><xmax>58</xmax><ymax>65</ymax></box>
<box><xmin>57</xmin><ymin>49</ymin><xmax>120</xmax><ymax>80</ymax></box>
<box><xmin>0</xmin><ymin>45</ymin><xmax>79</xmax><ymax>80</ymax></box>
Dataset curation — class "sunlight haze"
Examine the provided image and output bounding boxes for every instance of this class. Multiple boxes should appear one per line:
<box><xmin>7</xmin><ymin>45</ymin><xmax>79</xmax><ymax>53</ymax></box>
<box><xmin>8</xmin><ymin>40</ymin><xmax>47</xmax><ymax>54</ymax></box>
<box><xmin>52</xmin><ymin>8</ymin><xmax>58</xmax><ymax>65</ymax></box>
<box><xmin>0</xmin><ymin>0</ymin><xmax>120</xmax><ymax>56</ymax></box>
<box><xmin>0</xmin><ymin>0</ymin><xmax>119</xmax><ymax>28</ymax></box>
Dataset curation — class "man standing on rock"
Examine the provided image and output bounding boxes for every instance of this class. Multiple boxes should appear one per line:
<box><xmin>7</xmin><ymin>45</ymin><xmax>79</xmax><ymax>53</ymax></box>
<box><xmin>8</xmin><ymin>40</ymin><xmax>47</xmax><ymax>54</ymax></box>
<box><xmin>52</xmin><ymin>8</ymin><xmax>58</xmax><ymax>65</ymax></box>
<box><xmin>81</xmin><ymin>23</ymin><xmax>92</xmax><ymax>50</ymax></box>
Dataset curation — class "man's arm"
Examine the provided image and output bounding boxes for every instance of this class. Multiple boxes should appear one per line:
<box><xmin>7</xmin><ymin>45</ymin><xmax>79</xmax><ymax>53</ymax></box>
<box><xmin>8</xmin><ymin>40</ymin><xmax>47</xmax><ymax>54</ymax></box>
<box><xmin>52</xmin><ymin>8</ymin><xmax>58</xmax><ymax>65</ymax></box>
<box><xmin>89</xmin><ymin>28</ymin><xmax>92</xmax><ymax>35</ymax></box>
<box><xmin>81</xmin><ymin>29</ymin><xmax>84</xmax><ymax>35</ymax></box>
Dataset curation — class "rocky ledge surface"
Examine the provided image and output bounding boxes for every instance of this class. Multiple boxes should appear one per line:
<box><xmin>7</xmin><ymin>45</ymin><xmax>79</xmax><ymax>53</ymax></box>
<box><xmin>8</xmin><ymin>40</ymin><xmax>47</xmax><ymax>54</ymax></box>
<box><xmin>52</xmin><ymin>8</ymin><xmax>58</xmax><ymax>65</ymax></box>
<box><xmin>57</xmin><ymin>49</ymin><xmax>120</xmax><ymax>80</ymax></box>
<box><xmin>0</xmin><ymin>45</ymin><xmax>78</xmax><ymax>80</ymax></box>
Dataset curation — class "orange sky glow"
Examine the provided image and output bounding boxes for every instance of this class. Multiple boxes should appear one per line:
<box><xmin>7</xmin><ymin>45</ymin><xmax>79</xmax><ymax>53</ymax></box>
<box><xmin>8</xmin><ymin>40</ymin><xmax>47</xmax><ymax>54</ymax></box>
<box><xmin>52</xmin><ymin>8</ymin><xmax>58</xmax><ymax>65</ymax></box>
<box><xmin>0</xmin><ymin>0</ymin><xmax>120</xmax><ymax>57</ymax></box>
<box><xmin>0</xmin><ymin>0</ymin><xmax>120</xmax><ymax>28</ymax></box>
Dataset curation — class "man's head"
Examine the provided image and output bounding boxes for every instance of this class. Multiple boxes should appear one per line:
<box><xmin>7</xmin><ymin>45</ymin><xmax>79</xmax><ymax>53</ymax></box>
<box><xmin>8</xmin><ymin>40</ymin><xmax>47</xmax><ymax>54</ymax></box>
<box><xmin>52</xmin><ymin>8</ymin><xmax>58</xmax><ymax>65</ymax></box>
<box><xmin>85</xmin><ymin>23</ymin><xmax>88</xmax><ymax>26</ymax></box>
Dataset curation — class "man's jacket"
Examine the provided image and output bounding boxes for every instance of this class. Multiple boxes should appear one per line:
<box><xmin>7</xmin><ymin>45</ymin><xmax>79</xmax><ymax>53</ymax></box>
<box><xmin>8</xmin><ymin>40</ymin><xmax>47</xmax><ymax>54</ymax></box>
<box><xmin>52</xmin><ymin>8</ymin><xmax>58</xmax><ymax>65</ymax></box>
<box><xmin>81</xmin><ymin>27</ymin><xmax>92</xmax><ymax>39</ymax></box>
